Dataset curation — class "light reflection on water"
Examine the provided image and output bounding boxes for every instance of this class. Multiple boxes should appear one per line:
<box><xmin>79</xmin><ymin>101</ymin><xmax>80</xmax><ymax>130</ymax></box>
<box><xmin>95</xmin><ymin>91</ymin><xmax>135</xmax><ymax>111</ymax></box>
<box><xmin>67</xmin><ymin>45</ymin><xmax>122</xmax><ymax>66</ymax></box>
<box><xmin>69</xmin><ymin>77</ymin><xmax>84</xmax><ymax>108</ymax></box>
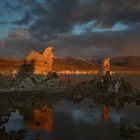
<box><xmin>4</xmin><ymin>99</ymin><xmax>140</xmax><ymax>140</ymax></box>
<box><xmin>26</xmin><ymin>107</ymin><xmax>53</xmax><ymax>133</ymax></box>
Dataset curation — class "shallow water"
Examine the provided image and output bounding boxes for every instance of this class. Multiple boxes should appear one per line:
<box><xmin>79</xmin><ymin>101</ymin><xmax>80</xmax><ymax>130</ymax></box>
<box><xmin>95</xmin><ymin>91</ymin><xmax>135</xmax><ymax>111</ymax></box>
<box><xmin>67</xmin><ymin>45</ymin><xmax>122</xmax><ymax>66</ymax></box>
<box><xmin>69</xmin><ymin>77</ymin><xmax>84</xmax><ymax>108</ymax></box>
<box><xmin>2</xmin><ymin>74</ymin><xmax>140</xmax><ymax>140</ymax></box>
<box><xmin>4</xmin><ymin>99</ymin><xmax>140</xmax><ymax>140</ymax></box>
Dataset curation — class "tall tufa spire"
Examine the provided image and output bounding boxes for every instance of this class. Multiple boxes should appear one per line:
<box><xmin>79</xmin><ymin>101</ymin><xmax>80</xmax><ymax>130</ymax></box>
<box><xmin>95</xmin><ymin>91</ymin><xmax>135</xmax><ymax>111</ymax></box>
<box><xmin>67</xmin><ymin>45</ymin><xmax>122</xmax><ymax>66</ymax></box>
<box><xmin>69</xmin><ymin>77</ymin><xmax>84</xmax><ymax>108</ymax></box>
<box><xmin>23</xmin><ymin>47</ymin><xmax>54</xmax><ymax>75</ymax></box>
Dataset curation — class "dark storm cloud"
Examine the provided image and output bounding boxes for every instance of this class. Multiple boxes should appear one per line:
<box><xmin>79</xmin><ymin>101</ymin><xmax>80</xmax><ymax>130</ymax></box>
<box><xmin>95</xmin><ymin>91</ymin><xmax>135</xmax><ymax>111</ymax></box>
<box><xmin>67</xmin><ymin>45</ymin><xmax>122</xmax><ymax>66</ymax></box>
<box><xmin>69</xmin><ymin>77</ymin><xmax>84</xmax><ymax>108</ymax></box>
<box><xmin>1</xmin><ymin>27</ymin><xmax>140</xmax><ymax>58</ymax></box>
<box><xmin>10</xmin><ymin>0</ymin><xmax>140</xmax><ymax>40</ymax></box>
<box><xmin>0</xmin><ymin>29</ymin><xmax>47</xmax><ymax>59</ymax></box>
<box><xmin>77</xmin><ymin>0</ymin><xmax>140</xmax><ymax>27</ymax></box>
<box><xmin>0</xmin><ymin>37</ymin><xmax>46</xmax><ymax>59</ymax></box>
<box><xmin>29</xmin><ymin>0</ymin><xmax>140</xmax><ymax>40</ymax></box>
<box><xmin>1</xmin><ymin>0</ymin><xmax>140</xmax><ymax>58</ymax></box>
<box><xmin>12</xmin><ymin>11</ymin><xmax>32</xmax><ymax>25</ymax></box>
<box><xmin>51</xmin><ymin>28</ymin><xmax>140</xmax><ymax>57</ymax></box>
<box><xmin>28</xmin><ymin>0</ymin><xmax>80</xmax><ymax>40</ymax></box>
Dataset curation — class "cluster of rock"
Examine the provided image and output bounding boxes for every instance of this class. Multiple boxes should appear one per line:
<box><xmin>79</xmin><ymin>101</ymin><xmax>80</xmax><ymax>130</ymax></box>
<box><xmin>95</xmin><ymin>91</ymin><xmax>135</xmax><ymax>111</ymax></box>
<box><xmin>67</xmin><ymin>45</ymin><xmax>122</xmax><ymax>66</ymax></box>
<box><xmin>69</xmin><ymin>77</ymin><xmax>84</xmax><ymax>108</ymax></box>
<box><xmin>66</xmin><ymin>58</ymin><xmax>140</xmax><ymax>103</ymax></box>
<box><xmin>0</xmin><ymin>47</ymin><xmax>69</xmax><ymax>93</ymax></box>
<box><xmin>0</xmin><ymin>54</ymin><xmax>139</xmax><ymax>100</ymax></box>
<box><xmin>73</xmin><ymin>70</ymin><xmax>136</xmax><ymax>93</ymax></box>
<box><xmin>0</xmin><ymin>53</ymin><xmax>140</xmax><ymax>140</ymax></box>
<box><xmin>0</xmin><ymin>127</ymin><xmax>27</xmax><ymax>140</ymax></box>
<box><xmin>109</xmin><ymin>77</ymin><xmax>138</xmax><ymax>96</ymax></box>
<box><xmin>10</xmin><ymin>65</ymin><xmax>67</xmax><ymax>93</ymax></box>
<box><xmin>0</xmin><ymin>73</ymin><xmax>62</xmax><ymax>93</ymax></box>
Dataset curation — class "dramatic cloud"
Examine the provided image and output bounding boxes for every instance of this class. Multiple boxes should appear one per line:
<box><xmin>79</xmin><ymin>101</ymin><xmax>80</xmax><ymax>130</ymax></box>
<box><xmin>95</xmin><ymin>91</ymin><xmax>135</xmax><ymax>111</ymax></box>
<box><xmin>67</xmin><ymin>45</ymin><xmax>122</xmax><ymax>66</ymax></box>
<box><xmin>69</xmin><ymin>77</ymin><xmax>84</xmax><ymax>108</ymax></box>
<box><xmin>0</xmin><ymin>0</ymin><xmax>140</xmax><ymax>58</ymax></box>
<box><xmin>8</xmin><ymin>0</ymin><xmax>140</xmax><ymax>40</ymax></box>
<box><xmin>51</xmin><ymin>28</ymin><xmax>140</xmax><ymax>57</ymax></box>
<box><xmin>0</xmin><ymin>29</ymin><xmax>47</xmax><ymax>59</ymax></box>
<box><xmin>31</xmin><ymin>0</ymin><xmax>140</xmax><ymax>34</ymax></box>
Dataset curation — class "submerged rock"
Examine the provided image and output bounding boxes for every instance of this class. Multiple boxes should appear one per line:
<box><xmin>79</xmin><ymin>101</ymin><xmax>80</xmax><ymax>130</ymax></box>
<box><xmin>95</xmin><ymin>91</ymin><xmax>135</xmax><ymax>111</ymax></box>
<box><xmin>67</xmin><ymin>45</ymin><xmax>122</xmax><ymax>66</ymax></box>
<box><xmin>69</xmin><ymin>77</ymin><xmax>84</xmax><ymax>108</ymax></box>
<box><xmin>120</xmin><ymin>116</ymin><xmax>139</xmax><ymax>137</ymax></box>
<box><xmin>0</xmin><ymin>128</ymin><xmax>27</xmax><ymax>140</ymax></box>
<box><xmin>108</xmin><ymin>77</ymin><xmax>138</xmax><ymax>97</ymax></box>
<box><xmin>73</xmin><ymin>94</ymin><xmax>82</xmax><ymax>102</ymax></box>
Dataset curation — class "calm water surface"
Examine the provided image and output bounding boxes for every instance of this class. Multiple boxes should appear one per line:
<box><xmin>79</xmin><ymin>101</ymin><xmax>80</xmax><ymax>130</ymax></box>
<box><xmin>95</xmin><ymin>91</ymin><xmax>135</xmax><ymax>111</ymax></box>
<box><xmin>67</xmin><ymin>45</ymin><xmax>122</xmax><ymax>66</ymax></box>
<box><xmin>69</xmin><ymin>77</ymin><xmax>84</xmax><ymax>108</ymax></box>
<box><xmin>4</xmin><ymin>99</ymin><xmax>140</xmax><ymax>140</ymax></box>
<box><xmin>3</xmin><ymin>75</ymin><xmax>140</xmax><ymax>140</ymax></box>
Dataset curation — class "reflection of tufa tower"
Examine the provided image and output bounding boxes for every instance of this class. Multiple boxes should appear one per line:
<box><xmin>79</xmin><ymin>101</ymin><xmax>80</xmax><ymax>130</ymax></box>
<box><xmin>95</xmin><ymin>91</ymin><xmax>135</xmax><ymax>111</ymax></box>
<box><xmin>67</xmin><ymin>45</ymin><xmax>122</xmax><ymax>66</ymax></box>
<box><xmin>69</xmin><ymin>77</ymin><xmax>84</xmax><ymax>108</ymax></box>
<box><xmin>25</xmin><ymin>47</ymin><xmax>54</xmax><ymax>75</ymax></box>
<box><xmin>102</xmin><ymin>105</ymin><xmax>110</xmax><ymax>122</ymax></box>
<box><xmin>25</xmin><ymin>107</ymin><xmax>53</xmax><ymax>133</ymax></box>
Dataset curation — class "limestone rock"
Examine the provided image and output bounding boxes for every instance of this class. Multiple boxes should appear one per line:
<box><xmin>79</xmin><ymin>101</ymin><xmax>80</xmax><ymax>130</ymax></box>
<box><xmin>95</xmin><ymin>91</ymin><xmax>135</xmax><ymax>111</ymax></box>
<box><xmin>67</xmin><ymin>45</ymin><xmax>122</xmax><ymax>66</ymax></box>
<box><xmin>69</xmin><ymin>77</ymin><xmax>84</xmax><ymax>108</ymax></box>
<box><xmin>18</xmin><ymin>77</ymin><xmax>35</xmax><ymax>91</ymax></box>
<box><xmin>12</xmin><ymin>71</ymin><xmax>63</xmax><ymax>92</ymax></box>
<box><xmin>120</xmin><ymin>116</ymin><xmax>139</xmax><ymax>137</ymax></box>
<box><xmin>109</xmin><ymin>77</ymin><xmax>138</xmax><ymax>95</ymax></box>
<box><xmin>102</xmin><ymin>58</ymin><xmax>110</xmax><ymax>73</ymax></box>
<box><xmin>25</xmin><ymin>47</ymin><xmax>54</xmax><ymax>75</ymax></box>
<box><xmin>73</xmin><ymin>94</ymin><xmax>82</xmax><ymax>101</ymax></box>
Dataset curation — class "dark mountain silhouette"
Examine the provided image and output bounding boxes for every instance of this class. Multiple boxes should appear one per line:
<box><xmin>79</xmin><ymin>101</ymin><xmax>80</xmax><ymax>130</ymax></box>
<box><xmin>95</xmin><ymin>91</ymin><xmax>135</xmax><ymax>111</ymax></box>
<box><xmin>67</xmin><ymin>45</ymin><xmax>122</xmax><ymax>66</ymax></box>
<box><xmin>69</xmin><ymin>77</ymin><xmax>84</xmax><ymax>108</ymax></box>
<box><xmin>52</xmin><ymin>57</ymin><xmax>100</xmax><ymax>71</ymax></box>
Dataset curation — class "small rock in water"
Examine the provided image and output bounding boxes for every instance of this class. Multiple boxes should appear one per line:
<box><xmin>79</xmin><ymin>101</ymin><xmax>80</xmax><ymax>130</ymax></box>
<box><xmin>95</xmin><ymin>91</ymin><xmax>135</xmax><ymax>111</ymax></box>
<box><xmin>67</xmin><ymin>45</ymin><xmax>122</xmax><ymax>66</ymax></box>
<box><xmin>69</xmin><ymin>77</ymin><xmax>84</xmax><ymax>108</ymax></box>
<box><xmin>89</xmin><ymin>105</ymin><xmax>93</xmax><ymax>108</ymax></box>
<box><xmin>120</xmin><ymin>116</ymin><xmax>139</xmax><ymax>137</ymax></box>
<box><xmin>73</xmin><ymin>94</ymin><xmax>82</xmax><ymax>103</ymax></box>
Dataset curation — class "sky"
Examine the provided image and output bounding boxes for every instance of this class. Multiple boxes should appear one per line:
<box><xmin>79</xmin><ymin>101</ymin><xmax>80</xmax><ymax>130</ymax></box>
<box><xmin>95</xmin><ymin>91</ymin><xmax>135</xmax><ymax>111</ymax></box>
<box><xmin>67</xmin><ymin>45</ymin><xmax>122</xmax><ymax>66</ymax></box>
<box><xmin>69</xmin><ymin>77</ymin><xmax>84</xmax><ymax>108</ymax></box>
<box><xmin>0</xmin><ymin>0</ymin><xmax>140</xmax><ymax>59</ymax></box>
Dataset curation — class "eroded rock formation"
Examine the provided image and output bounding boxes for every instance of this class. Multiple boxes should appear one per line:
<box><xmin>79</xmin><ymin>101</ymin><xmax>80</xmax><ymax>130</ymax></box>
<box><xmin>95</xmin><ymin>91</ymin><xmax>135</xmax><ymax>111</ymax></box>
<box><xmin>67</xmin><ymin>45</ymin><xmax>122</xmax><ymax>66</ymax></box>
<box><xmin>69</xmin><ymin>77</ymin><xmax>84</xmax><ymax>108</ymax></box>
<box><xmin>25</xmin><ymin>47</ymin><xmax>54</xmax><ymax>75</ymax></box>
<box><xmin>102</xmin><ymin>58</ymin><xmax>110</xmax><ymax>73</ymax></box>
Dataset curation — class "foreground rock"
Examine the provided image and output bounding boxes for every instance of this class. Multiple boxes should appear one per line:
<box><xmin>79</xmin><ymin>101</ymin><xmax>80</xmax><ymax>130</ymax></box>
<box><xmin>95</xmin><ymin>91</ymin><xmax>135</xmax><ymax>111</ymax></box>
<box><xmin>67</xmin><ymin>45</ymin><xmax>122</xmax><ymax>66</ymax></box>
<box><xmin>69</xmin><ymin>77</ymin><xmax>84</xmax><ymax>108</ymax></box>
<box><xmin>0</xmin><ymin>128</ymin><xmax>27</xmax><ymax>140</ymax></box>
<box><xmin>0</xmin><ymin>63</ymin><xmax>69</xmax><ymax>93</ymax></box>
<box><xmin>120</xmin><ymin>116</ymin><xmax>139</xmax><ymax>137</ymax></box>
<box><xmin>0</xmin><ymin>56</ymin><xmax>140</xmax><ymax>140</ymax></box>
<box><xmin>0</xmin><ymin>55</ymin><xmax>139</xmax><ymax>106</ymax></box>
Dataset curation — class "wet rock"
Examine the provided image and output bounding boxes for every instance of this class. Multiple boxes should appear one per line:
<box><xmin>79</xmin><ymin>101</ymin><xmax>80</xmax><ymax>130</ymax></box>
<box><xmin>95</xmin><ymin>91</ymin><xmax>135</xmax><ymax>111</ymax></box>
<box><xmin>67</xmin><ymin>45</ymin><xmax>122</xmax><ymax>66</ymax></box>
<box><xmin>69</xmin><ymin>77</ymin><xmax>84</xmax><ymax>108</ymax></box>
<box><xmin>120</xmin><ymin>116</ymin><xmax>139</xmax><ymax>137</ymax></box>
<box><xmin>136</xmin><ymin>99</ymin><xmax>140</xmax><ymax>105</ymax></box>
<box><xmin>73</xmin><ymin>94</ymin><xmax>82</xmax><ymax>102</ymax></box>
<box><xmin>0</xmin><ymin>128</ymin><xmax>27</xmax><ymax>140</ymax></box>
<box><xmin>95</xmin><ymin>70</ymin><xmax>112</xmax><ymax>90</ymax></box>
<box><xmin>108</xmin><ymin>77</ymin><xmax>139</xmax><ymax>98</ymax></box>
<box><xmin>17</xmin><ymin>77</ymin><xmax>35</xmax><ymax>91</ymax></box>
<box><xmin>17</xmin><ymin>62</ymin><xmax>35</xmax><ymax>78</ymax></box>
<box><xmin>0</xmin><ymin>71</ymin><xmax>67</xmax><ymax>93</ymax></box>
<box><xmin>89</xmin><ymin>105</ymin><xmax>93</xmax><ymax>108</ymax></box>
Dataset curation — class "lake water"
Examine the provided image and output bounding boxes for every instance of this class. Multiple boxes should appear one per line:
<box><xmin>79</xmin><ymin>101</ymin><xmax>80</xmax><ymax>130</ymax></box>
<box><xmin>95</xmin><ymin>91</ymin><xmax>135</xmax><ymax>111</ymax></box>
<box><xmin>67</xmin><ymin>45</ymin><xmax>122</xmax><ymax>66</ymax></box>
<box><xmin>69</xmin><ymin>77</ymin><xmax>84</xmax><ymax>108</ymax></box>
<box><xmin>2</xmin><ymin>75</ymin><xmax>140</xmax><ymax>140</ymax></box>
<box><xmin>4</xmin><ymin>99</ymin><xmax>140</xmax><ymax>140</ymax></box>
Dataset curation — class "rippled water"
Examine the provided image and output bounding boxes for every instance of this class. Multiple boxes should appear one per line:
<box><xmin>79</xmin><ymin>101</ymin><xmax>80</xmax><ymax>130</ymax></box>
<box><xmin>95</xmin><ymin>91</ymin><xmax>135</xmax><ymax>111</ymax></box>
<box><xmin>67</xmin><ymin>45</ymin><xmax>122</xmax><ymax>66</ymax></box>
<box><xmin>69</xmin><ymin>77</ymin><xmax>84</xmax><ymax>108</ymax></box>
<box><xmin>4</xmin><ymin>99</ymin><xmax>140</xmax><ymax>140</ymax></box>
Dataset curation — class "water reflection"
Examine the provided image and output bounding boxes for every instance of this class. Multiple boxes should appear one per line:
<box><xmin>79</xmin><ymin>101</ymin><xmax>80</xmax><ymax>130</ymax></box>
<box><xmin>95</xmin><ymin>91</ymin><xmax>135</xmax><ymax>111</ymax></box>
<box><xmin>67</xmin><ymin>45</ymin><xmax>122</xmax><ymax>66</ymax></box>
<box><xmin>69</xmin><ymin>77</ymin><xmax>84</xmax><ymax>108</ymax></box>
<box><xmin>102</xmin><ymin>105</ymin><xmax>110</xmax><ymax>122</ymax></box>
<box><xmin>25</xmin><ymin>106</ymin><xmax>53</xmax><ymax>133</ymax></box>
<box><xmin>3</xmin><ymin>99</ymin><xmax>140</xmax><ymax>140</ymax></box>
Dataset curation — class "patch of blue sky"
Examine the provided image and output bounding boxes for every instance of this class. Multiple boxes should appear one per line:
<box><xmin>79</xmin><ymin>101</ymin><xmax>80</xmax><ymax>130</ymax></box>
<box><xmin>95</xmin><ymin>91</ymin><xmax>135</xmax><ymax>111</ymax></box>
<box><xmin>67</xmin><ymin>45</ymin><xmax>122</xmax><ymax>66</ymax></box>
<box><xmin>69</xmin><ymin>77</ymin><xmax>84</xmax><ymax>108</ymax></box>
<box><xmin>72</xmin><ymin>21</ymin><xmax>128</xmax><ymax>35</ymax></box>
<box><xmin>37</xmin><ymin>0</ymin><xmax>47</xmax><ymax>4</ymax></box>
<box><xmin>0</xmin><ymin>0</ymin><xmax>30</xmax><ymax>39</ymax></box>
<box><xmin>0</xmin><ymin>24</ymin><xmax>17</xmax><ymax>38</ymax></box>
<box><xmin>80</xmin><ymin>0</ymin><xmax>97</xmax><ymax>5</ymax></box>
<box><xmin>92</xmin><ymin>22</ymin><xmax>129</xmax><ymax>32</ymax></box>
<box><xmin>72</xmin><ymin>20</ymin><xmax>96</xmax><ymax>35</ymax></box>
